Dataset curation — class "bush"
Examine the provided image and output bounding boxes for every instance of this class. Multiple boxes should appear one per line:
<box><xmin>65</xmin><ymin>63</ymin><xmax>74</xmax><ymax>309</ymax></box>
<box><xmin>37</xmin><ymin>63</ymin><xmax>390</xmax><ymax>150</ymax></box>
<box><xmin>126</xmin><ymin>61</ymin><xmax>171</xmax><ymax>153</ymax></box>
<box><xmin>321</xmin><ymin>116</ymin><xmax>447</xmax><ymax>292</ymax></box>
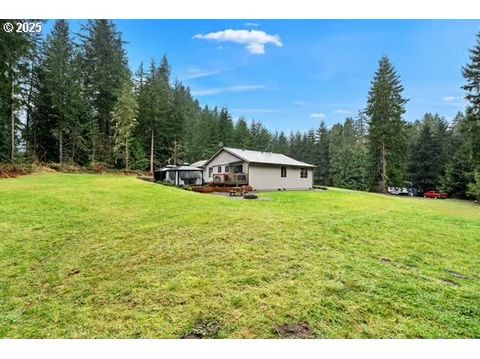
<box><xmin>0</xmin><ymin>163</ymin><xmax>36</xmax><ymax>178</ymax></box>
<box><xmin>467</xmin><ymin>170</ymin><xmax>480</xmax><ymax>202</ymax></box>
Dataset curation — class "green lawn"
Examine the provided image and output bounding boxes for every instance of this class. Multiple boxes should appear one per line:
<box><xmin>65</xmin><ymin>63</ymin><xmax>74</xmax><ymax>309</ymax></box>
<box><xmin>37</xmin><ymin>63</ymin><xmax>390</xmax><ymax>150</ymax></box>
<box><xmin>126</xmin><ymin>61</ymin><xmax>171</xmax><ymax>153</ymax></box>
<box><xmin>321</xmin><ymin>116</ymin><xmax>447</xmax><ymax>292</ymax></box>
<box><xmin>1</xmin><ymin>174</ymin><xmax>479</xmax><ymax>338</ymax></box>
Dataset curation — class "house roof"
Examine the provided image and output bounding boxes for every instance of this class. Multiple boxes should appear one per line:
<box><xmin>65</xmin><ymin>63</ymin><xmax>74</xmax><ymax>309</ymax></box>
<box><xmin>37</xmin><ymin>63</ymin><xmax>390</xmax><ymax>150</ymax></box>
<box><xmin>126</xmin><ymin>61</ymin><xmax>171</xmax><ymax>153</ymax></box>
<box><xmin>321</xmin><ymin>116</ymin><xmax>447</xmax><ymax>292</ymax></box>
<box><xmin>190</xmin><ymin>160</ymin><xmax>208</xmax><ymax>168</ymax></box>
<box><xmin>205</xmin><ymin>147</ymin><xmax>316</xmax><ymax>168</ymax></box>
<box><xmin>158</xmin><ymin>165</ymin><xmax>202</xmax><ymax>172</ymax></box>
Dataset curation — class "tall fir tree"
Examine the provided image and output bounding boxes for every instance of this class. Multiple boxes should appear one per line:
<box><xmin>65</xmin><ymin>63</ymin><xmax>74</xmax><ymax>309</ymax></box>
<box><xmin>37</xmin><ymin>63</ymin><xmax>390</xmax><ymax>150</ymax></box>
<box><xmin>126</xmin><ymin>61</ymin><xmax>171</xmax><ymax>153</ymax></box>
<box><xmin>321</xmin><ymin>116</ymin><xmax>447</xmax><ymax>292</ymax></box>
<box><xmin>112</xmin><ymin>79</ymin><xmax>138</xmax><ymax>169</ymax></box>
<box><xmin>315</xmin><ymin>121</ymin><xmax>331</xmax><ymax>185</ymax></box>
<box><xmin>42</xmin><ymin>20</ymin><xmax>74</xmax><ymax>164</ymax></box>
<box><xmin>462</xmin><ymin>32</ymin><xmax>480</xmax><ymax>200</ymax></box>
<box><xmin>365</xmin><ymin>56</ymin><xmax>408</xmax><ymax>192</ymax></box>
<box><xmin>232</xmin><ymin>117</ymin><xmax>251</xmax><ymax>149</ymax></box>
<box><xmin>0</xmin><ymin>20</ymin><xmax>34</xmax><ymax>161</ymax></box>
<box><xmin>81</xmin><ymin>19</ymin><xmax>129</xmax><ymax>165</ymax></box>
<box><xmin>217</xmin><ymin>107</ymin><xmax>234</xmax><ymax>147</ymax></box>
<box><xmin>408</xmin><ymin>122</ymin><xmax>438</xmax><ymax>192</ymax></box>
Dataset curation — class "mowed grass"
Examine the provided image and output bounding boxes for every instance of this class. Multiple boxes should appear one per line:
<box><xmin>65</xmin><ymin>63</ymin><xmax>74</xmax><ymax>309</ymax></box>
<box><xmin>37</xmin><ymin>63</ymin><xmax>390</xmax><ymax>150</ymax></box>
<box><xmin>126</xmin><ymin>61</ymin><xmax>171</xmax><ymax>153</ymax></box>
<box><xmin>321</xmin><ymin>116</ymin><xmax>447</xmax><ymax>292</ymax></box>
<box><xmin>1</xmin><ymin>174</ymin><xmax>479</xmax><ymax>338</ymax></box>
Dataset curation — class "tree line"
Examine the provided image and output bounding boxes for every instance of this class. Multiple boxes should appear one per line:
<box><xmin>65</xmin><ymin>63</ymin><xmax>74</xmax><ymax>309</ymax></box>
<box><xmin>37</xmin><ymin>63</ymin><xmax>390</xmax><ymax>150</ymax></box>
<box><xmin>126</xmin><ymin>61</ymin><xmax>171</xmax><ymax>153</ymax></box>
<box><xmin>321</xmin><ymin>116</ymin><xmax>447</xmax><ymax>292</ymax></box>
<box><xmin>0</xmin><ymin>20</ymin><xmax>479</xmax><ymax>200</ymax></box>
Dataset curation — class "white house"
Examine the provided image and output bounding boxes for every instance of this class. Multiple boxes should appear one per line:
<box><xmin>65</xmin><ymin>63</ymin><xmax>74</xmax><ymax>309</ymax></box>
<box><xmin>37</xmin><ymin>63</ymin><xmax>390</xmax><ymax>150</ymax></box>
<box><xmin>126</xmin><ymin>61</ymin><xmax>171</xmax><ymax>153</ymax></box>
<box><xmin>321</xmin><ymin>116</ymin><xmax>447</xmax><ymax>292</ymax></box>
<box><xmin>199</xmin><ymin>147</ymin><xmax>316</xmax><ymax>191</ymax></box>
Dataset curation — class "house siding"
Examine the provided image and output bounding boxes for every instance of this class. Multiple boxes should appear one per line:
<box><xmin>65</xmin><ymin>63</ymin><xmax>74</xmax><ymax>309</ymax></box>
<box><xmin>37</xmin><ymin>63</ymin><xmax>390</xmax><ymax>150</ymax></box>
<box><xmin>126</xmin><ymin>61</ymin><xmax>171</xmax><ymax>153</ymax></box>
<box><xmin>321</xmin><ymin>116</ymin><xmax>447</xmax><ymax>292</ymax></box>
<box><xmin>203</xmin><ymin>150</ymin><xmax>248</xmax><ymax>182</ymax></box>
<box><xmin>248</xmin><ymin>164</ymin><xmax>313</xmax><ymax>190</ymax></box>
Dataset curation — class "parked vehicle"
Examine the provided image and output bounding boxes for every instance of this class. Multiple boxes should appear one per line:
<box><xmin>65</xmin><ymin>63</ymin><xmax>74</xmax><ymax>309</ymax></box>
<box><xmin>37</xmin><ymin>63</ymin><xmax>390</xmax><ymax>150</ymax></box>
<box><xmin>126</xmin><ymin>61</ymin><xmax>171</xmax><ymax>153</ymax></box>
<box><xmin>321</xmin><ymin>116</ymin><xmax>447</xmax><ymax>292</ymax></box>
<box><xmin>387</xmin><ymin>186</ymin><xmax>418</xmax><ymax>196</ymax></box>
<box><xmin>423</xmin><ymin>191</ymin><xmax>448</xmax><ymax>199</ymax></box>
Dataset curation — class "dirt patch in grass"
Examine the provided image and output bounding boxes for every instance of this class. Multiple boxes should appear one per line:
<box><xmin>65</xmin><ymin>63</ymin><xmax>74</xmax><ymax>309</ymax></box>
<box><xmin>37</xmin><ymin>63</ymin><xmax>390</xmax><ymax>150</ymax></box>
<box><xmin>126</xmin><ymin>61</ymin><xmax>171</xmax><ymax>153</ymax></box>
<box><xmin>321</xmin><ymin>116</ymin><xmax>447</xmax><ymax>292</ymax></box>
<box><xmin>441</xmin><ymin>278</ymin><xmax>459</xmax><ymax>286</ymax></box>
<box><xmin>445</xmin><ymin>269</ymin><xmax>470</xmax><ymax>280</ymax></box>
<box><xmin>181</xmin><ymin>320</ymin><xmax>221</xmax><ymax>339</ymax></box>
<box><xmin>67</xmin><ymin>268</ymin><xmax>81</xmax><ymax>276</ymax></box>
<box><xmin>275</xmin><ymin>323</ymin><xmax>312</xmax><ymax>338</ymax></box>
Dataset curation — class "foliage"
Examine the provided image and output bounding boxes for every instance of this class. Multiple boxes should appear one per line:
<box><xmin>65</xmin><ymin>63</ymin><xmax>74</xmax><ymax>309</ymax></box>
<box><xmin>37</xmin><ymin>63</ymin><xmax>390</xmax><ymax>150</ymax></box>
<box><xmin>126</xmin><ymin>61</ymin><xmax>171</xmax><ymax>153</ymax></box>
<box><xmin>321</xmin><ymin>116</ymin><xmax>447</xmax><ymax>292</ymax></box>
<box><xmin>112</xmin><ymin>79</ymin><xmax>138</xmax><ymax>169</ymax></box>
<box><xmin>0</xmin><ymin>21</ymin><xmax>479</xmax><ymax>199</ymax></box>
<box><xmin>462</xmin><ymin>32</ymin><xmax>480</xmax><ymax>200</ymax></box>
<box><xmin>366</xmin><ymin>56</ymin><xmax>408</xmax><ymax>192</ymax></box>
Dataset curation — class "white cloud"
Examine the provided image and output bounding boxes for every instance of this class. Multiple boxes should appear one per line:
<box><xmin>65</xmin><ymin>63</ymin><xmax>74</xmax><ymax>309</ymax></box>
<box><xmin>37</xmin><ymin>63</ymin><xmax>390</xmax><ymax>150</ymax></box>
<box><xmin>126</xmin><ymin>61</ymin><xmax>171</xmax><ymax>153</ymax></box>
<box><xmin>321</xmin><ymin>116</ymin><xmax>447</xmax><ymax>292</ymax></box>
<box><xmin>190</xmin><ymin>88</ymin><xmax>224</xmax><ymax>96</ymax></box>
<box><xmin>293</xmin><ymin>100</ymin><xmax>309</xmax><ymax>107</ymax></box>
<box><xmin>228</xmin><ymin>85</ymin><xmax>265</xmax><ymax>92</ymax></box>
<box><xmin>244</xmin><ymin>22</ymin><xmax>260</xmax><ymax>27</ymax></box>
<box><xmin>335</xmin><ymin>108</ymin><xmax>352</xmax><ymax>115</ymax></box>
<box><xmin>180</xmin><ymin>67</ymin><xmax>223</xmax><ymax>80</ymax></box>
<box><xmin>191</xmin><ymin>85</ymin><xmax>266</xmax><ymax>97</ymax></box>
<box><xmin>309</xmin><ymin>113</ymin><xmax>326</xmax><ymax>119</ymax></box>
<box><xmin>193</xmin><ymin>29</ymin><xmax>282</xmax><ymax>55</ymax></box>
<box><xmin>442</xmin><ymin>96</ymin><xmax>457</xmax><ymax>103</ymax></box>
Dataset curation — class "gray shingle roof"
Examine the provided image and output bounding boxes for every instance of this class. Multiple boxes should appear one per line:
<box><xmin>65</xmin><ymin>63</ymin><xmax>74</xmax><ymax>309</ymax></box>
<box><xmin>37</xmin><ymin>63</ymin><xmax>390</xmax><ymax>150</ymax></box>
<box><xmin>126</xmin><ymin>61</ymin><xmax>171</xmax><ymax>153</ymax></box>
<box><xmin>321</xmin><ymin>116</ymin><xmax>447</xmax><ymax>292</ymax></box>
<box><xmin>219</xmin><ymin>147</ymin><xmax>316</xmax><ymax>168</ymax></box>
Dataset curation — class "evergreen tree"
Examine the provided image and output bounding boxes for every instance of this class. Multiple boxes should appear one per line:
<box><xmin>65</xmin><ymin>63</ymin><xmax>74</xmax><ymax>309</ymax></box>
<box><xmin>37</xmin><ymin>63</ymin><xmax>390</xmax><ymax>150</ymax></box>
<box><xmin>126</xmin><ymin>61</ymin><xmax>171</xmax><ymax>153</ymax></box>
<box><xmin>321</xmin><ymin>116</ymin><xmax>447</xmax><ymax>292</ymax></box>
<box><xmin>315</xmin><ymin>121</ymin><xmax>331</xmax><ymax>185</ymax></box>
<box><xmin>136</xmin><ymin>58</ymin><xmax>173</xmax><ymax>173</ymax></box>
<box><xmin>81</xmin><ymin>19</ymin><xmax>129</xmax><ymax>164</ymax></box>
<box><xmin>365</xmin><ymin>56</ymin><xmax>408</xmax><ymax>192</ymax></box>
<box><xmin>218</xmin><ymin>107</ymin><xmax>234</xmax><ymax>146</ymax></box>
<box><xmin>328</xmin><ymin>118</ymin><xmax>369</xmax><ymax>190</ymax></box>
<box><xmin>232</xmin><ymin>117</ymin><xmax>251</xmax><ymax>149</ymax></box>
<box><xmin>441</xmin><ymin>144</ymin><xmax>474</xmax><ymax>199</ymax></box>
<box><xmin>42</xmin><ymin>20</ymin><xmax>75</xmax><ymax>164</ymax></box>
<box><xmin>0</xmin><ymin>20</ymin><xmax>34</xmax><ymax>161</ymax></box>
<box><xmin>408</xmin><ymin>122</ymin><xmax>438</xmax><ymax>192</ymax></box>
<box><xmin>270</xmin><ymin>131</ymin><xmax>289</xmax><ymax>154</ymax></box>
<box><xmin>462</xmin><ymin>32</ymin><xmax>480</xmax><ymax>200</ymax></box>
<box><xmin>249</xmin><ymin>121</ymin><xmax>271</xmax><ymax>150</ymax></box>
<box><xmin>407</xmin><ymin>114</ymin><xmax>449</xmax><ymax>192</ymax></box>
<box><xmin>112</xmin><ymin>79</ymin><xmax>138</xmax><ymax>169</ymax></box>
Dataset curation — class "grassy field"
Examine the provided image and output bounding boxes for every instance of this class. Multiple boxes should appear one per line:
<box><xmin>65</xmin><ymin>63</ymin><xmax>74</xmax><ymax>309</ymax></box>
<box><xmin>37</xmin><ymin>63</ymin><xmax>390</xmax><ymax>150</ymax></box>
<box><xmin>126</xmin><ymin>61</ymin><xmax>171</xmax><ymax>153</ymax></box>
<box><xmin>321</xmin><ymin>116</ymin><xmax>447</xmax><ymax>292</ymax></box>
<box><xmin>1</xmin><ymin>174</ymin><xmax>479</xmax><ymax>338</ymax></box>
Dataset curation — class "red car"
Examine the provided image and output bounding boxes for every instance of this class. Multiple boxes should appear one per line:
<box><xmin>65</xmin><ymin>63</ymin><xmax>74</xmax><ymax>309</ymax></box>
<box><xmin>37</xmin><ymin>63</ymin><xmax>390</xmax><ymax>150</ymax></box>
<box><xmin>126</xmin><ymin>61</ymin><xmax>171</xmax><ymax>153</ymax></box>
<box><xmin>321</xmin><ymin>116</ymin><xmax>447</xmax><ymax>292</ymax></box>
<box><xmin>424</xmin><ymin>191</ymin><xmax>448</xmax><ymax>199</ymax></box>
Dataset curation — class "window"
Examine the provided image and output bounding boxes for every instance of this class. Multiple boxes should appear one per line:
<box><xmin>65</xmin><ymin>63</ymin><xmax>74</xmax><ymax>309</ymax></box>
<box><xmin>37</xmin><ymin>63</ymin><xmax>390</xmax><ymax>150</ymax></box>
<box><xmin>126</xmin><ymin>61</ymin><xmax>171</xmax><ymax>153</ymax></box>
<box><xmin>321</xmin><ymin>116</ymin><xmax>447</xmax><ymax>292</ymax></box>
<box><xmin>225</xmin><ymin>165</ymin><xmax>230</xmax><ymax>173</ymax></box>
<box><xmin>217</xmin><ymin>166</ymin><xmax>222</xmax><ymax>173</ymax></box>
<box><xmin>233</xmin><ymin>164</ymin><xmax>243</xmax><ymax>173</ymax></box>
<box><xmin>281</xmin><ymin>166</ymin><xmax>287</xmax><ymax>178</ymax></box>
<box><xmin>300</xmin><ymin>168</ymin><xmax>308</xmax><ymax>178</ymax></box>
<box><xmin>208</xmin><ymin>167</ymin><xmax>213</xmax><ymax>177</ymax></box>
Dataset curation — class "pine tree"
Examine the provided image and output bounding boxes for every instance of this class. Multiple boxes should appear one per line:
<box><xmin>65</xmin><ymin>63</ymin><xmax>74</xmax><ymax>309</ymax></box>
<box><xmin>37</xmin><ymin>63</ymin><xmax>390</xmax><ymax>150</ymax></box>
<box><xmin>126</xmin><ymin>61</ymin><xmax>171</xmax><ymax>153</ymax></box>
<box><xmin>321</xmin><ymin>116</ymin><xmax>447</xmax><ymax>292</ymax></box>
<box><xmin>249</xmin><ymin>121</ymin><xmax>271</xmax><ymax>150</ymax></box>
<box><xmin>43</xmin><ymin>20</ymin><xmax>75</xmax><ymax>164</ymax></box>
<box><xmin>408</xmin><ymin>122</ymin><xmax>437</xmax><ymax>192</ymax></box>
<box><xmin>81</xmin><ymin>20</ymin><xmax>129</xmax><ymax>165</ymax></box>
<box><xmin>328</xmin><ymin>118</ymin><xmax>369</xmax><ymax>190</ymax></box>
<box><xmin>462</xmin><ymin>32</ymin><xmax>480</xmax><ymax>200</ymax></box>
<box><xmin>112</xmin><ymin>79</ymin><xmax>138</xmax><ymax>169</ymax></box>
<box><xmin>270</xmin><ymin>131</ymin><xmax>289</xmax><ymax>154</ymax></box>
<box><xmin>0</xmin><ymin>20</ymin><xmax>34</xmax><ymax>162</ymax></box>
<box><xmin>315</xmin><ymin>121</ymin><xmax>331</xmax><ymax>185</ymax></box>
<box><xmin>366</xmin><ymin>56</ymin><xmax>408</xmax><ymax>192</ymax></box>
<box><xmin>218</xmin><ymin>107</ymin><xmax>234</xmax><ymax>146</ymax></box>
<box><xmin>232</xmin><ymin>117</ymin><xmax>251</xmax><ymax>149</ymax></box>
<box><xmin>441</xmin><ymin>144</ymin><xmax>474</xmax><ymax>199</ymax></box>
<box><xmin>407</xmin><ymin>114</ymin><xmax>449</xmax><ymax>192</ymax></box>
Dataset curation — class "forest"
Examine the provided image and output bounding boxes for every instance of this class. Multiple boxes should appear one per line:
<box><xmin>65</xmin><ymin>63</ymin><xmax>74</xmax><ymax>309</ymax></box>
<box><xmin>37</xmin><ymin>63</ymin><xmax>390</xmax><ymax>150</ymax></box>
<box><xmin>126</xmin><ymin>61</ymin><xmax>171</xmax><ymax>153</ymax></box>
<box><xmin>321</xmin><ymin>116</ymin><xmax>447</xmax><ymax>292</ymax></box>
<box><xmin>0</xmin><ymin>19</ymin><xmax>479</xmax><ymax>200</ymax></box>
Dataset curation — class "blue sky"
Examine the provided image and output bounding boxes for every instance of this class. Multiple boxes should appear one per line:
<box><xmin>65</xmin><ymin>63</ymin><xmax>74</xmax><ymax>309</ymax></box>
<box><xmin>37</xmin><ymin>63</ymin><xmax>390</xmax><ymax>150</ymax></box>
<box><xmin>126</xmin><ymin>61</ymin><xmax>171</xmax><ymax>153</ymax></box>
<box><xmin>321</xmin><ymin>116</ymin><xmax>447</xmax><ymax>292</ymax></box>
<box><xmin>47</xmin><ymin>20</ymin><xmax>480</xmax><ymax>132</ymax></box>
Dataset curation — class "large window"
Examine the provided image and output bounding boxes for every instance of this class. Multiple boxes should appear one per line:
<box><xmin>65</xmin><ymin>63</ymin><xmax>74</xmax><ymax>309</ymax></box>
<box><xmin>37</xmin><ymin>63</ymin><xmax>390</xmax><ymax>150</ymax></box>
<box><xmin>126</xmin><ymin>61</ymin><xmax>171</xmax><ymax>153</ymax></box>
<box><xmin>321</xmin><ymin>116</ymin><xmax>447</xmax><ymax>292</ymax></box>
<box><xmin>225</xmin><ymin>165</ymin><xmax>230</xmax><ymax>173</ymax></box>
<box><xmin>233</xmin><ymin>164</ymin><xmax>243</xmax><ymax>173</ymax></box>
<box><xmin>300</xmin><ymin>168</ymin><xmax>308</xmax><ymax>178</ymax></box>
<box><xmin>281</xmin><ymin>166</ymin><xmax>287</xmax><ymax>178</ymax></box>
<box><xmin>217</xmin><ymin>166</ymin><xmax>222</xmax><ymax>173</ymax></box>
<box><xmin>208</xmin><ymin>167</ymin><xmax>213</xmax><ymax>177</ymax></box>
